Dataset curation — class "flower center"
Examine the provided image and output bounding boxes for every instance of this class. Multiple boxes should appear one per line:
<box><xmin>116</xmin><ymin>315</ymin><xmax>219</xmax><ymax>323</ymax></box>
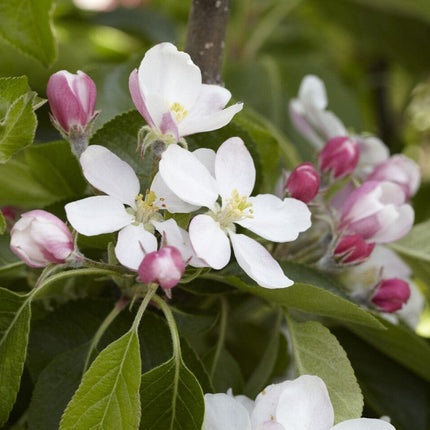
<box><xmin>133</xmin><ymin>190</ymin><xmax>162</xmax><ymax>230</ymax></box>
<box><xmin>211</xmin><ymin>189</ymin><xmax>253</xmax><ymax>231</ymax></box>
<box><xmin>168</xmin><ymin>102</ymin><xmax>189</xmax><ymax>123</ymax></box>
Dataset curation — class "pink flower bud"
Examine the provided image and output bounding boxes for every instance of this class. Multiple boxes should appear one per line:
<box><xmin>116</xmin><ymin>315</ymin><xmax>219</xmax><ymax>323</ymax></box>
<box><xmin>138</xmin><ymin>246</ymin><xmax>185</xmax><ymax>291</ymax></box>
<box><xmin>319</xmin><ymin>136</ymin><xmax>359</xmax><ymax>179</ymax></box>
<box><xmin>334</xmin><ymin>234</ymin><xmax>375</xmax><ymax>264</ymax></box>
<box><xmin>10</xmin><ymin>210</ymin><xmax>74</xmax><ymax>268</ymax></box>
<box><xmin>285</xmin><ymin>162</ymin><xmax>320</xmax><ymax>203</ymax></box>
<box><xmin>371</xmin><ymin>278</ymin><xmax>411</xmax><ymax>312</ymax></box>
<box><xmin>339</xmin><ymin>181</ymin><xmax>414</xmax><ymax>244</ymax></box>
<box><xmin>47</xmin><ymin>70</ymin><xmax>97</xmax><ymax>134</ymax></box>
<box><xmin>366</xmin><ymin>154</ymin><xmax>420</xmax><ymax>199</ymax></box>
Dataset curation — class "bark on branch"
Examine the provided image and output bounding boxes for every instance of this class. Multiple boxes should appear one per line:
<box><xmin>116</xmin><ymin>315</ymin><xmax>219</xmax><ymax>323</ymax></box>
<box><xmin>185</xmin><ymin>0</ymin><xmax>231</xmax><ymax>85</ymax></box>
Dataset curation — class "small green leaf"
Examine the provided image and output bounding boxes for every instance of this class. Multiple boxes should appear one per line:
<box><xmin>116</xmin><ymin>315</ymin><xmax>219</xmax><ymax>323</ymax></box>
<box><xmin>27</xmin><ymin>344</ymin><xmax>89</xmax><ymax>430</ymax></box>
<box><xmin>346</xmin><ymin>317</ymin><xmax>430</xmax><ymax>382</ymax></box>
<box><xmin>288</xmin><ymin>318</ymin><xmax>363</xmax><ymax>423</ymax></box>
<box><xmin>0</xmin><ymin>0</ymin><xmax>57</xmax><ymax>66</ymax></box>
<box><xmin>139</xmin><ymin>356</ymin><xmax>204</xmax><ymax>430</ymax></box>
<box><xmin>0</xmin><ymin>211</ymin><xmax>5</xmax><ymax>234</ymax></box>
<box><xmin>59</xmin><ymin>330</ymin><xmax>141</xmax><ymax>430</ymax></box>
<box><xmin>390</xmin><ymin>220</ymin><xmax>430</xmax><ymax>282</ymax></box>
<box><xmin>0</xmin><ymin>288</ymin><xmax>31</xmax><ymax>426</ymax></box>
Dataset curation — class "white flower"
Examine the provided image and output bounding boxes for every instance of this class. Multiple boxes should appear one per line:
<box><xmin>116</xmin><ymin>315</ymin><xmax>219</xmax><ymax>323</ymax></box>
<box><xmin>64</xmin><ymin>145</ymin><xmax>198</xmax><ymax>270</ymax></box>
<box><xmin>203</xmin><ymin>375</ymin><xmax>396</xmax><ymax>430</ymax></box>
<box><xmin>129</xmin><ymin>42</ymin><xmax>243</xmax><ymax>145</ymax></box>
<box><xmin>159</xmin><ymin>137</ymin><xmax>312</xmax><ymax>288</ymax></box>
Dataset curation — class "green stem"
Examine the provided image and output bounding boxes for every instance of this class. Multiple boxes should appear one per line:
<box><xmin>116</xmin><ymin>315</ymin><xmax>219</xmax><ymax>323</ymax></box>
<box><xmin>83</xmin><ymin>296</ymin><xmax>130</xmax><ymax>373</ymax></box>
<box><xmin>152</xmin><ymin>294</ymin><xmax>181</xmax><ymax>359</ymax></box>
<box><xmin>210</xmin><ymin>296</ymin><xmax>228</xmax><ymax>379</ymax></box>
<box><xmin>131</xmin><ymin>283</ymin><xmax>158</xmax><ymax>331</ymax></box>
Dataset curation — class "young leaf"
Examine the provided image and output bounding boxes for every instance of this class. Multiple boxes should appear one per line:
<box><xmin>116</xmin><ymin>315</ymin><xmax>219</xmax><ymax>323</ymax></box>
<box><xmin>59</xmin><ymin>330</ymin><xmax>141</xmax><ymax>430</ymax></box>
<box><xmin>139</xmin><ymin>356</ymin><xmax>205</xmax><ymax>430</ymax></box>
<box><xmin>0</xmin><ymin>288</ymin><xmax>31</xmax><ymax>426</ymax></box>
<box><xmin>0</xmin><ymin>0</ymin><xmax>57</xmax><ymax>66</ymax></box>
<box><xmin>287</xmin><ymin>318</ymin><xmax>363</xmax><ymax>423</ymax></box>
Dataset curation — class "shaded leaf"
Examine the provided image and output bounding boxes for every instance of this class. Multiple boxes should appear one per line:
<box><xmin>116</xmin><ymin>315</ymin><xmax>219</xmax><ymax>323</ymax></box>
<box><xmin>139</xmin><ymin>356</ymin><xmax>204</xmax><ymax>430</ymax></box>
<box><xmin>0</xmin><ymin>288</ymin><xmax>31</xmax><ymax>426</ymax></box>
<box><xmin>0</xmin><ymin>0</ymin><xmax>56</xmax><ymax>66</ymax></box>
<box><xmin>288</xmin><ymin>318</ymin><xmax>363</xmax><ymax>423</ymax></box>
<box><xmin>0</xmin><ymin>211</ymin><xmax>5</xmax><ymax>234</ymax></box>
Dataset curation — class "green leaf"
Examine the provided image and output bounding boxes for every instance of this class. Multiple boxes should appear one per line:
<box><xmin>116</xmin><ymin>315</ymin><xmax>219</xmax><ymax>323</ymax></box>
<box><xmin>334</xmin><ymin>328</ymin><xmax>430</xmax><ymax>430</ymax></box>
<box><xmin>287</xmin><ymin>318</ymin><xmax>363</xmax><ymax>423</ymax></box>
<box><xmin>139</xmin><ymin>356</ymin><xmax>204</xmax><ymax>430</ymax></box>
<box><xmin>0</xmin><ymin>141</ymin><xmax>86</xmax><ymax>207</ymax></box>
<box><xmin>0</xmin><ymin>211</ymin><xmax>5</xmax><ymax>235</ymax></box>
<box><xmin>390</xmin><ymin>220</ymin><xmax>430</xmax><ymax>283</ymax></box>
<box><xmin>0</xmin><ymin>0</ymin><xmax>56</xmax><ymax>66</ymax></box>
<box><xmin>0</xmin><ymin>78</ymin><xmax>39</xmax><ymax>163</ymax></box>
<box><xmin>27</xmin><ymin>344</ymin><xmax>89</xmax><ymax>430</ymax></box>
<box><xmin>346</xmin><ymin>317</ymin><xmax>430</xmax><ymax>382</ymax></box>
<box><xmin>0</xmin><ymin>288</ymin><xmax>31</xmax><ymax>426</ymax></box>
<box><xmin>205</xmin><ymin>271</ymin><xmax>384</xmax><ymax>329</ymax></box>
<box><xmin>60</xmin><ymin>330</ymin><xmax>141</xmax><ymax>430</ymax></box>
<box><xmin>0</xmin><ymin>234</ymin><xmax>24</xmax><ymax>279</ymax></box>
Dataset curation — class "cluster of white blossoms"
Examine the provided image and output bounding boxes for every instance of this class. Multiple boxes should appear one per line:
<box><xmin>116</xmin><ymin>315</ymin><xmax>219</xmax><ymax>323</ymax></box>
<box><xmin>203</xmin><ymin>375</ymin><xmax>395</xmax><ymax>430</ymax></box>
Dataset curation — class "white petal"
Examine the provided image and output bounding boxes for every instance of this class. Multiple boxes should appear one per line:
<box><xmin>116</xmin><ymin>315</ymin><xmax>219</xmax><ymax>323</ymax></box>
<box><xmin>188</xmin><ymin>84</ymin><xmax>232</xmax><ymax>117</ymax></box>
<box><xmin>151</xmin><ymin>173</ymin><xmax>199</xmax><ymax>213</ymax></box>
<box><xmin>189</xmin><ymin>215</ymin><xmax>230</xmax><ymax>269</ymax></box>
<box><xmin>159</xmin><ymin>144</ymin><xmax>218</xmax><ymax>209</ymax></box>
<box><xmin>178</xmin><ymin>103</ymin><xmax>243</xmax><ymax>137</ymax></box>
<box><xmin>215</xmin><ymin>137</ymin><xmax>255</xmax><ymax>200</ymax></box>
<box><xmin>372</xmin><ymin>204</ymin><xmax>414</xmax><ymax>243</ymax></box>
<box><xmin>313</xmin><ymin>109</ymin><xmax>347</xmax><ymax>139</ymax></box>
<box><xmin>238</xmin><ymin>195</ymin><xmax>311</xmax><ymax>242</ymax></box>
<box><xmin>203</xmin><ymin>393</ymin><xmax>252</xmax><ymax>430</ymax></box>
<box><xmin>275</xmin><ymin>375</ymin><xmax>334</xmax><ymax>430</ymax></box>
<box><xmin>138</xmin><ymin>42</ymin><xmax>201</xmax><ymax>109</ymax></box>
<box><xmin>331</xmin><ymin>418</ymin><xmax>395</xmax><ymax>430</ymax></box>
<box><xmin>144</xmin><ymin>92</ymin><xmax>179</xmax><ymax>138</ymax></box>
<box><xmin>115</xmin><ymin>224</ymin><xmax>157</xmax><ymax>270</ymax></box>
<box><xmin>229</xmin><ymin>233</ymin><xmax>293</xmax><ymax>288</ymax></box>
<box><xmin>299</xmin><ymin>75</ymin><xmax>328</xmax><ymax>110</ymax></box>
<box><xmin>80</xmin><ymin>145</ymin><xmax>140</xmax><ymax>208</ymax></box>
<box><xmin>65</xmin><ymin>196</ymin><xmax>133</xmax><ymax>236</ymax></box>
<box><xmin>193</xmin><ymin>147</ymin><xmax>216</xmax><ymax>177</ymax></box>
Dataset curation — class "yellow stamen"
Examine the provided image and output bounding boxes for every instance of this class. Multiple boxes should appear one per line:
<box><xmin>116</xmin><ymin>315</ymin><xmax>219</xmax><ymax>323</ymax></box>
<box><xmin>168</xmin><ymin>101</ymin><xmax>189</xmax><ymax>123</ymax></box>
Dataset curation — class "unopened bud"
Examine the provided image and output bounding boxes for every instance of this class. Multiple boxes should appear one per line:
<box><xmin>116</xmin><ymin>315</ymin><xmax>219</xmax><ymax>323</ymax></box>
<box><xmin>334</xmin><ymin>234</ymin><xmax>375</xmax><ymax>264</ymax></box>
<box><xmin>138</xmin><ymin>246</ymin><xmax>185</xmax><ymax>291</ymax></box>
<box><xmin>285</xmin><ymin>162</ymin><xmax>320</xmax><ymax>203</ymax></box>
<box><xmin>371</xmin><ymin>278</ymin><xmax>410</xmax><ymax>312</ymax></box>
<box><xmin>319</xmin><ymin>136</ymin><xmax>359</xmax><ymax>179</ymax></box>
<box><xmin>10</xmin><ymin>210</ymin><xmax>74</xmax><ymax>268</ymax></box>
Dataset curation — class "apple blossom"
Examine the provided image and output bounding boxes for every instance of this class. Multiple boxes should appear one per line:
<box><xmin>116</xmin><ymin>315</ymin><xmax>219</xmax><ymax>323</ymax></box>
<box><xmin>64</xmin><ymin>145</ymin><xmax>198</xmax><ymax>271</ymax></box>
<box><xmin>47</xmin><ymin>70</ymin><xmax>97</xmax><ymax>156</ymax></box>
<box><xmin>203</xmin><ymin>375</ymin><xmax>396</xmax><ymax>430</ymax></box>
<box><xmin>366</xmin><ymin>154</ymin><xmax>420</xmax><ymax>199</ymax></box>
<box><xmin>10</xmin><ymin>210</ymin><xmax>74</xmax><ymax>268</ymax></box>
<box><xmin>159</xmin><ymin>137</ymin><xmax>312</xmax><ymax>288</ymax></box>
<box><xmin>138</xmin><ymin>246</ymin><xmax>185</xmax><ymax>291</ymax></box>
<box><xmin>129</xmin><ymin>42</ymin><xmax>243</xmax><ymax>155</ymax></box>
<box><xmin>285</xmin><ymin>162</ymin><xmax>320</xmax><ymax>203</ymax></box>
<box><xmin>339</xmin><ymin>181</ymin><xmax>414</xmax><ymax>244</ymax></box>
<box><xmin>319</xmin><ymin>136</ymin><xmax>359</xmax><ymax>179</ymax></box>
<box><xmin>289</xmin><ymin>75</ymin><xmax>347</xmax><ymax>149</ymax></box>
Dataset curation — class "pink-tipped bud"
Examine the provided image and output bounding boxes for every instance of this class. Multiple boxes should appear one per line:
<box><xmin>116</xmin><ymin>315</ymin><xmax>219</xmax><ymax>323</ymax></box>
<box><xmin>371</xmin><ymin>278</ymin><xmax>411</xmax><ymax>312</ymax></box>
<box><xmin>334</xmin><ymin>234</ymin><xmax>375</xmax><ymax>264</ymax></box>
<box><xmin>47</xmin><ymin>70</ymin><xmax>97</xmax><ymax>134</ymax></box>
<box><xmin>10</xmin><ymin>210</ymin><xmax>74</xmax><ymax>268</ymax></box>
<box><xmin>138</xmin><ymin>246</ymin><xmax>185</xmax><ymax>291</ymax></box>
<box><xmin>319</xmin><ymin>136</ymin><xmax>359</xmax><ymax>179</ymax></box>
<box><xmin>285</xmin><ymin>162</ymin><xmax>320</xmax><ymax>203</ymax></box>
